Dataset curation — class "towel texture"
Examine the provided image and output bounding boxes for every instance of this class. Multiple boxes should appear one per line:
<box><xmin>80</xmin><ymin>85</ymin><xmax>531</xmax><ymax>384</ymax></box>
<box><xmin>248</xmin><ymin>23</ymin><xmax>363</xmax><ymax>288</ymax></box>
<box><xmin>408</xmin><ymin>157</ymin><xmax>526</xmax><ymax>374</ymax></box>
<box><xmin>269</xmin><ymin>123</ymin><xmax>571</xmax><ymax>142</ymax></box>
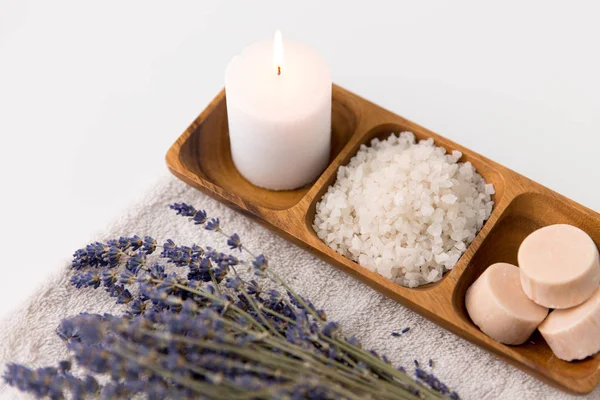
<box><xmin>0</xmin><ymin>176</ymin><xmax>596</xmax><ymax>399</ymax></box>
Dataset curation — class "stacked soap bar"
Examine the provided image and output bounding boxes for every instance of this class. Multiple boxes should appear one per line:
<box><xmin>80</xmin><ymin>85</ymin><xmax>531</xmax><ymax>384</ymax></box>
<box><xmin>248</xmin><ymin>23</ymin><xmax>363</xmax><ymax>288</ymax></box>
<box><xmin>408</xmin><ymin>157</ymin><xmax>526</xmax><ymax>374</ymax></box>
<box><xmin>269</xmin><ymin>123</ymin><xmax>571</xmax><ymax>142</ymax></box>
<box><xmin>466</xmin><ymin>224</ymin><xmax>600</xmax><ymax>361</ymax></box>
<box><xmin>519</xmin><ymin>224</ymin><xmax>600</xmax><ymax>309</ymax></box>
<box><xmin>465</xmin><ymin>263</ymin><xmax>548</xmax><ymax>345</ymax></box>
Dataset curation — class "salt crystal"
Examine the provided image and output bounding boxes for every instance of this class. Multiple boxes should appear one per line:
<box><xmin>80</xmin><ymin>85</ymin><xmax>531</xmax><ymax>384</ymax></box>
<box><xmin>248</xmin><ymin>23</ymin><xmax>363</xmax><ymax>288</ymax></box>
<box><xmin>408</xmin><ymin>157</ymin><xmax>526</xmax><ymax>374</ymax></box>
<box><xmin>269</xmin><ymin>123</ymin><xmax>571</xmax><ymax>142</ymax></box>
<box><xmin>426</xmin><ymin>269</ymin><xmax>439</xmax><ymax>282</ymax></box>
<box><xmin>427</xmin><ymin>223</ymin><xmax>442</xmax><ymax>237</ymax></box>
<box><xmin>420</xmin><ymin>204</ymin><xmax>434</xmax><ymax>217</ymax></box>
<box><xmin>410</xmin><ymin>170</ymin><xmax>422</xmax><ymax>181</ymax></box>
<box><xmin>441</xmin><ymin>194</ymin><xmax>457</xmax><ymax>204</ymax></box>
<box><xmin>435</xmin><ymin>253</ymin><xmax>450</xmax><ymax>263</ymax></box>
<box><xmin>459</xmin><ymin>163</ymin><xmax>473</xmax><ymax>179</ymax></box>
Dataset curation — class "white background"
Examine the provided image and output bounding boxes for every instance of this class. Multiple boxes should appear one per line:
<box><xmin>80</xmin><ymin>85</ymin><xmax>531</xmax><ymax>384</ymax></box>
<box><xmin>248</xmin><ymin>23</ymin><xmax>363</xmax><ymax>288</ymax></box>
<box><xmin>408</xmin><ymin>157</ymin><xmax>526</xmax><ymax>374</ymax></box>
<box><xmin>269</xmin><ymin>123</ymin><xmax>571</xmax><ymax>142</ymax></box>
<box><xmin>1</xmin><ymin>0</ymin><xmax>599</xmax><ymax>320</ymax></box>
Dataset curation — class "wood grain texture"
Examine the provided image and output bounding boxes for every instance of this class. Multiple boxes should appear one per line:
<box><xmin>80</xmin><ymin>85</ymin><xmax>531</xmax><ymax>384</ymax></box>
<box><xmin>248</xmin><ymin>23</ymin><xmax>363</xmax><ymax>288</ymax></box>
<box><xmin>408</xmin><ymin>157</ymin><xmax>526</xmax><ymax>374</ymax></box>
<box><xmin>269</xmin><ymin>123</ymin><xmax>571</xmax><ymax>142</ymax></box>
<box><xmin>166</xmin><ymin>84</ymin><xmax>600</xmax><ymax>395</ymax></box>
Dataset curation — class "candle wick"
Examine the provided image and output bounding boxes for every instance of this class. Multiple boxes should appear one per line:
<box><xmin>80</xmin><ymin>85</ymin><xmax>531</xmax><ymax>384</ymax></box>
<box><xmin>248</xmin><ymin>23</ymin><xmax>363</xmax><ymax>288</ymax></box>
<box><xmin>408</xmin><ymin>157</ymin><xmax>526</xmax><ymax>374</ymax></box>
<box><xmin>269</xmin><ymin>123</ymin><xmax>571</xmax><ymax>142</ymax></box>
<box><xmin>277</xmin><ymin>66</ymin><xmax>281</xmax><ymax>76</ymax></box>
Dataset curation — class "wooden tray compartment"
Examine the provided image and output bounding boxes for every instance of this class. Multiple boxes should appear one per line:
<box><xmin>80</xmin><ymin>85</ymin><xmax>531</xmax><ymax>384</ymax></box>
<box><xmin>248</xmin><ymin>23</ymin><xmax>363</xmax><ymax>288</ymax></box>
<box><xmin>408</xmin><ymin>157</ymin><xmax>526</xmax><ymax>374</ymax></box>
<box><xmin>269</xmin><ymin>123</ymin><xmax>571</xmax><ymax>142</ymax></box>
<box><xmin>305</xmin><ymin>121</ymin><xmax>507</xmax><ymax>289</ymax></box>
<box><xmin>166</xmin><ymin>84</ymin><xmax>600</xmax><ymax>394</ymax></box>
<box><xmin>453</xmin><ymin>191</ymin><xmax>600</xmax><ymax>393</ymax></box>
<box><xmin>176</xmin><ymin>88</ymin><xmax>359</xmax><ymax>211</ymax></box>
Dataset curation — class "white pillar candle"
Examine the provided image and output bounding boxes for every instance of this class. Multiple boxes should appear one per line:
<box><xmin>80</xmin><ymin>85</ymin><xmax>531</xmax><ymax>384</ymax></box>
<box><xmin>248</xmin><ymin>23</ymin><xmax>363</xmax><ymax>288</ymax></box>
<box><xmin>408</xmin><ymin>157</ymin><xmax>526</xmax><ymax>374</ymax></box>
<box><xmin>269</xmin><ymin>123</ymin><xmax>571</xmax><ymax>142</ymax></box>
<box><xmin>225</xmin><ymin>31</ymin><xmax>332</xmax><ymax>190</ymax></box>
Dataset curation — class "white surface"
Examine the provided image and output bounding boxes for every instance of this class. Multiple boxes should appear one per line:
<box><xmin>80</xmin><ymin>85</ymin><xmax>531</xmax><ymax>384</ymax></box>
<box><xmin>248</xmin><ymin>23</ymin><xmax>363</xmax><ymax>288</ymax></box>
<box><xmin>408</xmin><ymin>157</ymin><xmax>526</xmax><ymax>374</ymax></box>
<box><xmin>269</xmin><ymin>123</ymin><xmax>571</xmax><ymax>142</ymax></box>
<box><xmin>1</xmin><ymin>0</ymin><xmax>599</xmax><ymax>322</ymax></box>
<box><xmin>225</xmin><ymin>35</ymin><xmax>331</xmax><ymax>189</ymax></box>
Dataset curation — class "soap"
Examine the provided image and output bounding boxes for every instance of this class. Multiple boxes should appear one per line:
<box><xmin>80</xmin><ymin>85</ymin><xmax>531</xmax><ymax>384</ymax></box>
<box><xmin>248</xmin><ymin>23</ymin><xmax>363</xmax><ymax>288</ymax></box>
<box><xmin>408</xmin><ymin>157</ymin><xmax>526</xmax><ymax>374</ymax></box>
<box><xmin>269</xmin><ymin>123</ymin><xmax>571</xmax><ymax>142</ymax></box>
<box><xmin>539</xmin><ymin>286</ymin><xmax>600</xmax><ymax>361</ymax></box>
<box><xmin>465</xmin><ymin>262</ymin><xmax>549</xmax><ymax>345</ymax></box>
<box><xmin>518</xmin><ymin>224</ymin><xmax>600</xmax><ymax>309</ymax></box>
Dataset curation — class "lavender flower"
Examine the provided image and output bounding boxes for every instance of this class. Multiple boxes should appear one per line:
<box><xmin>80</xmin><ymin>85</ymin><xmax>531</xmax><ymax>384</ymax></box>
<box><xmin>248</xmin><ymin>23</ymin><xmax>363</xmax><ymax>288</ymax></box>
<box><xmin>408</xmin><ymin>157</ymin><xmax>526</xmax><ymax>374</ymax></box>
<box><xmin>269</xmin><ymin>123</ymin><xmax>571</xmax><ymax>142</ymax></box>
<box><xmin>118</xmin><ymin>269</ymin><xmax>136</xmax><ymax>285</ymax></box>
<box><xmin>101</xmin><ymin>269</ymin><xmax>118</xmax><ymax>288</ymax></box>
<box><xmin>129</xmin><ymin>299</ymin><xmax>147</xmax><ymax>316</ymax></box>
<box><xmin>252</xmin><ymin>254</ymin><xmax>268</xmax><ymax>272</ymax></box>
<box><xmin>205</xmin><ymin>218</ymin><xmax>220</xmax><ymax>231</ymax></box>
<box><xmin>416</xmin><ymin>367</ymin><xmax>460</xmax><ymax>398</ymax></box>
<box><xmin>321</xmin><ymin>322</ymin><xmax>341</xmax><ymax>338</ymax></box>
<box><xmin>193</xmin><ymin>209</ymin><xmax>208</xmax><ymax>225</ymax></box>
<box><xmin>169</xmin><ymin>203</ymin><xmax>207</xmax><ymax>225</ymax></box>
<box><xmin>116</xmin><ymin>289</ymin><xmax>133</xmax><ymax>304</ymax></box>
<box><xmin>106</xmin><ymin>246</ymin><xmax>122</xmax><ymax>268</ymax></box>
<box><xmin>227</xmin><ymin>233</ymin><xmax>242</xmax><ymax>251</ymax></box>
<box><xmin>150</xmin><ymin>264</ymin><xmax>165</xmax><ymax>280</ymax></box>
<box><xmin>225</xmin><ymin>277</ymin><xmax>244</xmax><ymax>291</ymax></box>
<box><xmin>245</xmin><ymin>280</ymin><xmax>261</xmax><ymax>296</ymax></box>
<box><xmin>169</xmin><ymin>202</ymin><xmax>198</xmax><ymax>217</ymax></box>
<box><xmin>2</xmin><ymin>363</ymin><xmax>98</xmax><ymax>399</ymax></box>
<box><xmin>129</xmin><ymin>235</ymin><xmax>144</xmax><ymax>251</ymax></box>
<box><xmin>142</xmin><ymin>236</ymin><xmax>157</xmax><ymax>254</ymax></box>
<box><xmin>125</xmin><ymin>252</ymin><xmax>146</xmax><ymax>275</ymax></box>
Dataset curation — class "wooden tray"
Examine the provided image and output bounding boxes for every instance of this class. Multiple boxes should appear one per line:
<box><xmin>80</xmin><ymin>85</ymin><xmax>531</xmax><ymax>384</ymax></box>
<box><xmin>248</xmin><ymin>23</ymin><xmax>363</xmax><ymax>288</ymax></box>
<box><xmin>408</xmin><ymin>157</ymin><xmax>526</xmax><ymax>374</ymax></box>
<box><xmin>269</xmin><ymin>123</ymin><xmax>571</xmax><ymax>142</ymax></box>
<box><xmin>166</xmin><ymin>84</ymin><xmax>600</xmax><ymax>395</ymax></box>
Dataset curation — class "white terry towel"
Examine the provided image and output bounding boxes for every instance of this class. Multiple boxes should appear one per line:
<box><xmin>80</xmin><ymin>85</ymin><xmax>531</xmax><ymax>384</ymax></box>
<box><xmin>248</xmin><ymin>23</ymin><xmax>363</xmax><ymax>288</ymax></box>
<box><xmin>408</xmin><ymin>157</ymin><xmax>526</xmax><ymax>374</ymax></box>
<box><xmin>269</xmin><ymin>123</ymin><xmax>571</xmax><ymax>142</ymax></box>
<box><xmin>0</xmin><ymin>176</ymin><xmax>595</xmax><ymax>399</ymax></box>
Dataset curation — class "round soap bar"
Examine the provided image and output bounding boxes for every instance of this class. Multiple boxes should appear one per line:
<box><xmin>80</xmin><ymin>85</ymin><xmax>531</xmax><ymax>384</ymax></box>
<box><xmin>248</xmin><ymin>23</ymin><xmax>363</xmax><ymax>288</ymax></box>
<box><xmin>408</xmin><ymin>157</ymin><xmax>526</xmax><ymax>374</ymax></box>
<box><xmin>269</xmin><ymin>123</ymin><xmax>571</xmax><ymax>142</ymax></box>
<box><xmin>465</xmin><ymin>262</ymin><xmax>549</xmax><ymax>345</ymax></box>
<box><xmin>539</xmin><ymin>286</ymin><xmax>600</xmax><ymax>361</ymax></box>
<box><xmin>518</xmin><ymin>224</ymin><xmax>600</xmax><ymax>309</ymax></box>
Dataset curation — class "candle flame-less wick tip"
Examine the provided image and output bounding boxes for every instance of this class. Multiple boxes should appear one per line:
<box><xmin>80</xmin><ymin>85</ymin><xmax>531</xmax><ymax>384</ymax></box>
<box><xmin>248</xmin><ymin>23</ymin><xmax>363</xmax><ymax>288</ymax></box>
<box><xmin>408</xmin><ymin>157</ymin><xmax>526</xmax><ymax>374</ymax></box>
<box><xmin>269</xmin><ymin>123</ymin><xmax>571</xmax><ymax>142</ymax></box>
<box><xmin>273</xmin><ymin>30</ymin><xmax>284</xmax><ymax>76</ymax></box>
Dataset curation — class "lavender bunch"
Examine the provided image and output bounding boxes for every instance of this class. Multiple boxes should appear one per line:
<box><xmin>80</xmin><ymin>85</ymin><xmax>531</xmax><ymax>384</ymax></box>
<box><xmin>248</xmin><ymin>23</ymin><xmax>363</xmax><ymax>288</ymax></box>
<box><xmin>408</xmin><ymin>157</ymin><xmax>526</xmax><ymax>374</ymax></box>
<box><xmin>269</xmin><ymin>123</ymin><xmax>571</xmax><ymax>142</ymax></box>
<box><xmin>4</xmin><ymin>203</ymin><xmax>459</xmax><ymax>400</ymax></box>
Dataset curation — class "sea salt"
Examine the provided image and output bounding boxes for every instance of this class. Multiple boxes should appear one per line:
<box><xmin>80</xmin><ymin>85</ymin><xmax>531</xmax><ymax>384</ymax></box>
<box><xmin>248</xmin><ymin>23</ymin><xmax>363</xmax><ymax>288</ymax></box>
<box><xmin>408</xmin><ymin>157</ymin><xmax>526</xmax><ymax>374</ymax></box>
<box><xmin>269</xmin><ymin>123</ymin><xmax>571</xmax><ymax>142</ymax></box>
<box><xmin>313</xmin><ymin>132</ymin><xmax>494</xmax><ymax>288</ymax></box>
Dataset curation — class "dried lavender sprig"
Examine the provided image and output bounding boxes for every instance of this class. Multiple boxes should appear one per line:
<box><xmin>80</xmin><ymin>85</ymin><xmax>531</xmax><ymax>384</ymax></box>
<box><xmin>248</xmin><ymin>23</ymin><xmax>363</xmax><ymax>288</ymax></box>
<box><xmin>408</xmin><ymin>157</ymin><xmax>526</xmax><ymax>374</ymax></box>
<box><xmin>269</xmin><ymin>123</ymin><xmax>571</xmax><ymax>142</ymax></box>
<box><xmin>2</xmin><ymin>363</ymin><xmax>99</xmax><ymax>399</ymax></box>
<box><xmin>229</xmin><ymin>278</ymin><xmax>286</xmax><ymax>340</ymax></box>
<box><xmin>416</xmin><ymin>368</ymin><xmax>459</xmax><ymax>399</ymax></box>
<box><xmin>169</xmin><ymin>205</ymin><xmax>454</xmax><ymax>399</ymax></box>
<box><xmin>169</xmin><ymin>207</ymin><xmax>446</xmax><ymax>398</ymax></box>
<box><xmin>199</xmin><ymin>219</ymin><xmax>329</xmax><ymax>325</ymax></box>
<box><xmin>114</xmin><ymin>338</ymin><xmax>252</xmax><ymax>397</ymax></box>
<box><xmin>169</xmin><ymin>203</ymin><xmax>455</xmax><ymax>400</ymax></box>
<box><xmin>113</xmin><ymin>345</ymin><xmax>236</xmax><ymax>400</ymax></box>
<box><xmin>65</xmin><ymin>310</ymin><xmax>392</xmax><ymax>400</ymax></box>
<box><xmin>243</xmin><ymin>307</ymin><xmax>413</xmax><ymax>399</ymax></box>
<box><xmin>64</xmin><ymin>315</ymin><xmax>238</xmax><ymax>399</ymax></box>
<box><xmin>142</xmin><ymin>255</ymin><xmax>450</xmax><ymax>398</ymax></box>
<box><xmin>154</xmin><ymin>279</ymin><xmax>367</xmax><ymax>384</ymax></box>
<box><xmin>193</xmin><ymin>310</ymin><xmax>378</xmax><ymax>388</ymax></box>
<box><xmin>221</xmin><ymin>228</ymin><xmax>327</xmax><ymax>324</ymax></box>
<box><xmin>214</xmin><ymin>316</ymin><xmax>412</xmax><ymax>400</ymax></box>
<box><xmin>132</xmin><ymin>290</ymin><xmax>396</xmax><ymax>398</ymax></box>
<box><xmin>167</xmin><ymin>281</ymin><xmax>268</xmax><ymax>333</ymax></box>
<box><xmin>103</xmin><ymin>315</ymin><xmax>408</xmax><ymax>400</ymax></box>
<box><xmin>103</xmin><ymin>275</ymin><xmax>416</xmax><ymax>400</ymax></box>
